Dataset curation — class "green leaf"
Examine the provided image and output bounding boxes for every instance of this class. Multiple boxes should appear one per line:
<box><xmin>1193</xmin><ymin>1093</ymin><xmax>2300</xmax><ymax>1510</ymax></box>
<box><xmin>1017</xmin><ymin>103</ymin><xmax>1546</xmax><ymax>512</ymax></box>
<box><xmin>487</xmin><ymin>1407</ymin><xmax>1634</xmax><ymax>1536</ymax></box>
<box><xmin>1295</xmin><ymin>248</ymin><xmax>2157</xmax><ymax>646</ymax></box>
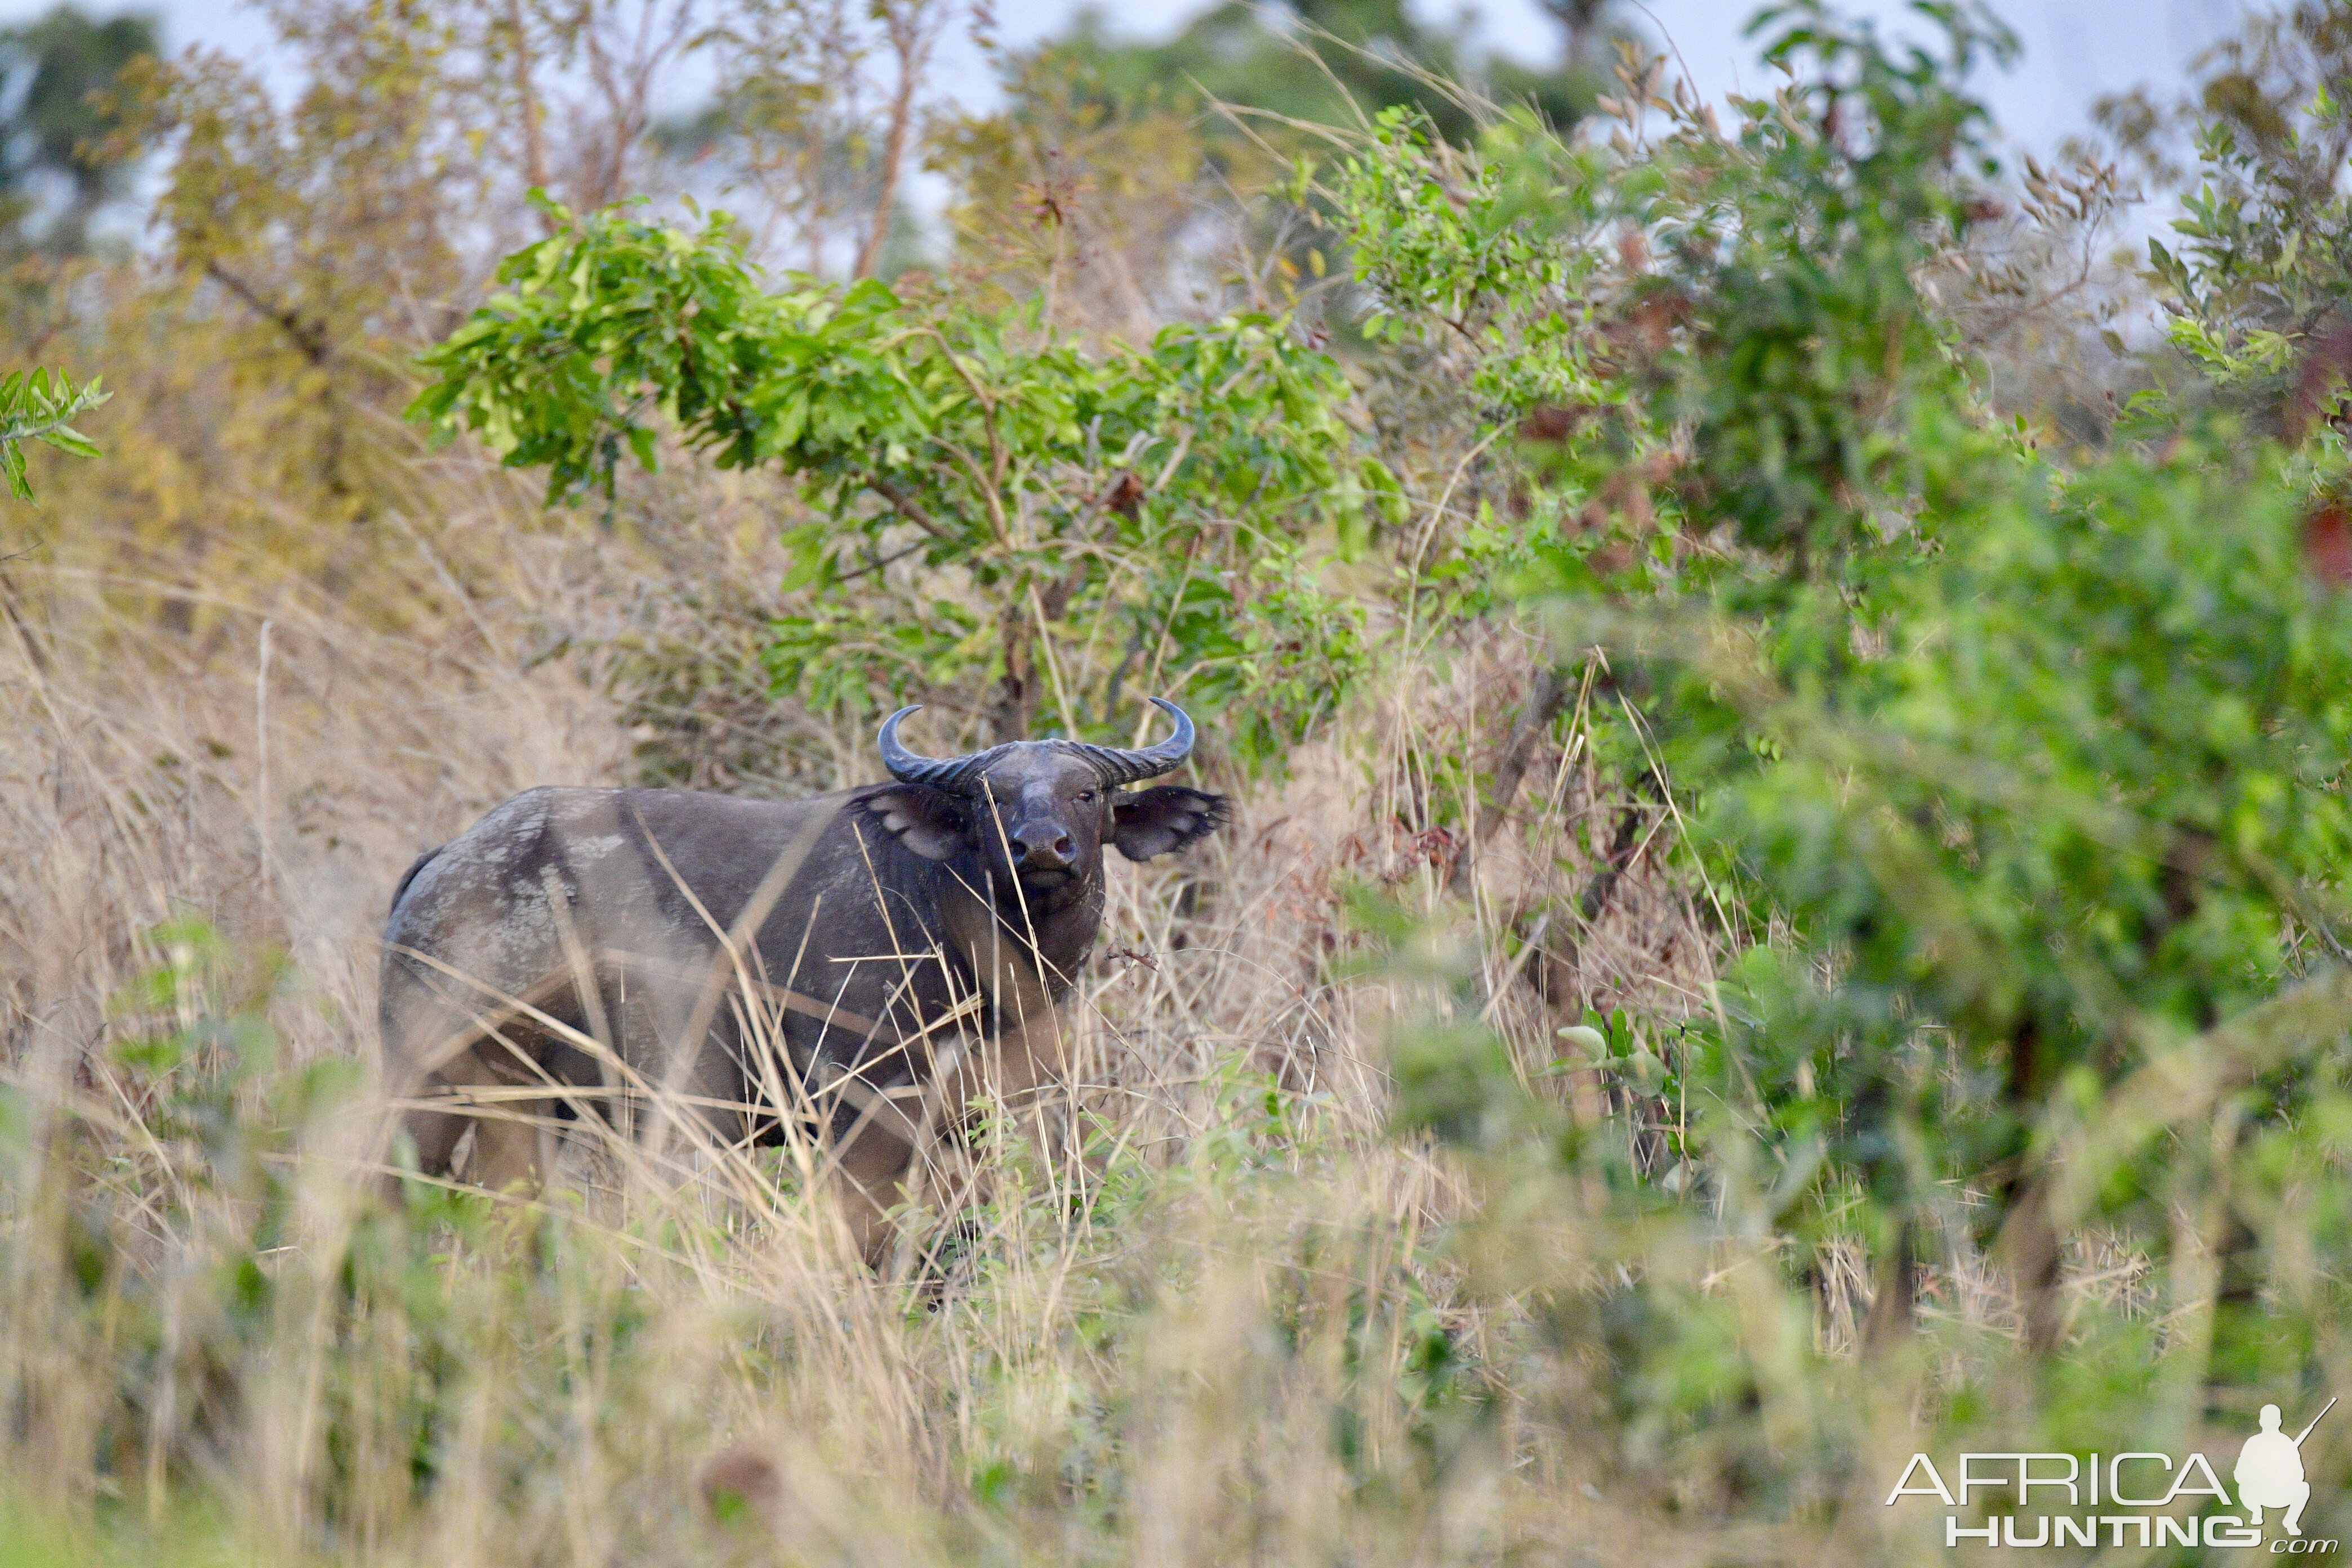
<box><xmin>1</xmin><ymin>367</ymin><xmax>109</xmax><ymax>502</ymax></box>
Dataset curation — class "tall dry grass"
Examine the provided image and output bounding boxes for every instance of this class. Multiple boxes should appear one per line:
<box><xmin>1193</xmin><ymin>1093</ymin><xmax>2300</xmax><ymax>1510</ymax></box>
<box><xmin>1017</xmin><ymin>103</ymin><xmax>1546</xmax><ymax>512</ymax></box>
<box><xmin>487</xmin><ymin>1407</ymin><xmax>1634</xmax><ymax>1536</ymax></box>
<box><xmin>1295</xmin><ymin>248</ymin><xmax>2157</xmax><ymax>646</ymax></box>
<box><xmin>5</xmin><ymin>492</ymin><xmax>2259</xmax><ymax>1566</ymax></box>
<box><xmin>0</xmin><ymin>497</ymin><xmax>1815</xmax><ymax>1566</ymax></box>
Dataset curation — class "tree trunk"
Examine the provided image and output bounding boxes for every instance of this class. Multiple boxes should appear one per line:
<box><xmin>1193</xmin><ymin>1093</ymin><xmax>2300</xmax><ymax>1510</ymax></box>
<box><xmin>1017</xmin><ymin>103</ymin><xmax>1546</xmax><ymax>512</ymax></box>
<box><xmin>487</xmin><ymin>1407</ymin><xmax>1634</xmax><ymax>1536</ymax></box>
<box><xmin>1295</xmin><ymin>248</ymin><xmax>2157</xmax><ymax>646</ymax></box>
<box><xmin>1449</xmin><ymin>665</ymin><xmax>1571</xmax><ymax>896</ymax></box>
<box><xmin>1997</xmin><ymin>1174</ymin><xmax>2066</xmax><ymax>1356</ymax></box>
<box><xmin>1860</xmin><ymin>1216</ymin><xmax>1918</xmax><ymax>1361</ymax></box>
<box><xmin>991</xmin><ymin>613</ymin><xmax>1036</xmax><ymax>744</ymax></box>
<box><xmin>505</xmin><ymin>0</ymin><xmax>553</xmax><ymax>223</ymax></box>
<box><xmin>853</xmin><ymin>6</ymin><xmax>926</xmax><ymax>280</ymax></box>
<box><xmin>1997</xmin><ymin>1016</ymin><xmax>2065</xmax><ymax>1355</ymax></box>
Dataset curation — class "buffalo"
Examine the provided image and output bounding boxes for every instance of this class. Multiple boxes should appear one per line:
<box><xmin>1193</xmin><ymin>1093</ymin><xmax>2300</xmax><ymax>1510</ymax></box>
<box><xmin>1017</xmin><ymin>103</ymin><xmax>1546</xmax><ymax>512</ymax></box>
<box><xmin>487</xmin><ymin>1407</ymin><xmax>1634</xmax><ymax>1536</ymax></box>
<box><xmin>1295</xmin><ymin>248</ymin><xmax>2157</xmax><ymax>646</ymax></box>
<box><xmin>377</xmin><ymin>698</ymin><xmax>1227</xmax><ymax>1260</ymax></box>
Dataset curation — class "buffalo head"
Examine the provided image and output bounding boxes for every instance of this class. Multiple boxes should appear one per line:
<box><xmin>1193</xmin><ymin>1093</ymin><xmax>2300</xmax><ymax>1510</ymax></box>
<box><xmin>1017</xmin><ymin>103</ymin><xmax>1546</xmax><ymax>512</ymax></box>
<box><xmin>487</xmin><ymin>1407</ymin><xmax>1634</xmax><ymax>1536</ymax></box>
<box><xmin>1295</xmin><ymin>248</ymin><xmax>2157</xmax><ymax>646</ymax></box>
<box><xmin>859</xmin><ymin>697</ymin><xmax>1228</xmax><ymax>901</ymax></box>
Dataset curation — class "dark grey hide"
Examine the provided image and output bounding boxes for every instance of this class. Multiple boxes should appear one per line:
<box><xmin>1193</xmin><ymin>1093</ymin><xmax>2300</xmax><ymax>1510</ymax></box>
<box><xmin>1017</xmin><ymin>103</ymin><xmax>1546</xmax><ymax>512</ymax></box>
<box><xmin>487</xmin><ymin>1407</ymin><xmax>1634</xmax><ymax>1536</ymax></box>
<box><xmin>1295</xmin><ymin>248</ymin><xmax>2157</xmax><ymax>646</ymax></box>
<box><xmin>377</xmin><ymin>699</ymin><xmax>1227</xmax><ymax>1257</ymax></box>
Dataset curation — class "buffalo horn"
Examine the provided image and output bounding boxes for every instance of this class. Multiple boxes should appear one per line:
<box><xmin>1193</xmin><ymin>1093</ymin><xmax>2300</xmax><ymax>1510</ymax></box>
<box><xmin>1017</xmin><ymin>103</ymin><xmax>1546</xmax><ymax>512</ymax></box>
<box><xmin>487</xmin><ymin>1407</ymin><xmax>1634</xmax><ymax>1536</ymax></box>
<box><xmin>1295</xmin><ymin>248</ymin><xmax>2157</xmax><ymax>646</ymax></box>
<box><xmin>876</xmin><ymin>697</ymin><xmax>1196</xmax><ymax>791</ymax></box>
<box><xmin>877</xmin><ymin>706</ymin><xmax>1005</xmax><ymax>791</ymax></box>
<box><xmin>1064</xmin><ymin>697</ymin><xmax>1197</xmax><ymax>786</ymax></box>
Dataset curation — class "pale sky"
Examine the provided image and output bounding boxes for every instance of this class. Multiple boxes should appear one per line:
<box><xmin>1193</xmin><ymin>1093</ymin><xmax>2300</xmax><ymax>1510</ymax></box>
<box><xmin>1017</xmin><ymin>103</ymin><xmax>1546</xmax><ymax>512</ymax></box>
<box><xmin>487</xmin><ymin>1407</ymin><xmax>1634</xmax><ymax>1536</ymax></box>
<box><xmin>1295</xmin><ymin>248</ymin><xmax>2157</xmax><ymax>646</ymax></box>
<box><xmin>0</xmin><ymin>0</ymin><xmax>2259</xmax><ymax>162</ymax></box>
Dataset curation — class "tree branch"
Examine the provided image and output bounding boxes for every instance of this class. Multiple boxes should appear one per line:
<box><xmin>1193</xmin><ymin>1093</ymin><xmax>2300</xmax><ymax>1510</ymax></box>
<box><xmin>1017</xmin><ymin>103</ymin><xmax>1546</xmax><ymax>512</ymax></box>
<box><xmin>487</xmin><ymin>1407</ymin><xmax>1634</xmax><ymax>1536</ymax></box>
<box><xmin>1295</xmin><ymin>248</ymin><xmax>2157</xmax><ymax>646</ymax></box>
<box><xmin>204</xmin><ymin>260</ymin><xmax>334</xmax><ymax>367</ymax></box>
<box><xmin>1450</xmin><ymin>665</ymin><xmax>1573</xmax><ymax>895</ymax></box>
<box><xmin>830</xmin><ymin>537</ymin><xmax>929</xmax><ymax>584</ymax></box>
<box><xmin>504</xmin><ymin>0</ymin><xmax>552</xmax><ymax>215</ymax></box>
<box><xmin>853</xmin><ymin>5</ymin><xmax>928</xmax><ymax>281</ymax></box>
<box><xmin>867</xmin><ymin>475</ymin><xmax>950</xmax><ymax>539</ymax></box>
<box><xmin>1571</xmin><ymin>778</ymin><xmax>1658</xmax><ymax>935</ymax></box>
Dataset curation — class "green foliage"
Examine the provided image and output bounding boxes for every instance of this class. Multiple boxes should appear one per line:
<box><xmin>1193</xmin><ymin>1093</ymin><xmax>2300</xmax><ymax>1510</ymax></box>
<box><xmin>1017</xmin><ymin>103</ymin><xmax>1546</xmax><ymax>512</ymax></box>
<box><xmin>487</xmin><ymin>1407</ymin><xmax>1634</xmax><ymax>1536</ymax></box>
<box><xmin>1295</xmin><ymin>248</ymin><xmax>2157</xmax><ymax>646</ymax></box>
<box><xmin>1647</xmin><ymin>443</ymin><xmax>2352</xmax><ymax>1242</ymax></box>
<box><xmin>2099</xmin><ymin>3</ymin><xmax>2352</xmax><ymax>434</ymax></box>
<box><xmin>1337</xmin><ymin>1</ymin><xmax>2020</xmax><ymax>605</ymax></box>
<box><xmin>1338</xmin><ymin>0</ymin><xmax>2352</xmax><ymax>1407</ymax></box>
<box><xmin>0</xmin><ymin>364</ymin><xmax>105</xmax><ymax>500</ymax></box>
<box><xmin>2150</xmin><ymin>101</ymin><xmax>2352</xmax><ymax>417</ymax></box>
<box><xmin>1040</xmin><ymin>0</ymin><xmax>1616</xmax><ymax>149</ymax></box>
<box><xmin>413</xmin><ymin>196</ymin><xmax>1383</xmax><ymax>760</ymax></box>
<box><xmin>1652</xmin><ymin>0</ymin><xmax>2014</xmax><ymax>571</ymax></box>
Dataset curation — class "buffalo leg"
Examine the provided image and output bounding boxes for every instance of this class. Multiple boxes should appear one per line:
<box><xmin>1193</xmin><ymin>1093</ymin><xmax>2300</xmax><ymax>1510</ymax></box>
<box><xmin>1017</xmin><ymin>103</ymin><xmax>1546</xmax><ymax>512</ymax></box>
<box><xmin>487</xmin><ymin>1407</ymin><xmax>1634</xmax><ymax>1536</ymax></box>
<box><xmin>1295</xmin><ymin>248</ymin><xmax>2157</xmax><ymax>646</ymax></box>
<box><xmin>379</xmin><ymin>971</ymin><xmax>487</xmax><ymax>1199</ymax></box>
<box><xmin>469</xmin><ymin>1103</ymin><xmax>550</xmax><ymax>1196</ymax></box>
<box><xmin>402</xmin><ymin>1094</ymin><xmax>473</xmax><ymax>1183</ymax></box>
<box><xmin>831</xmin><ymin>1122</ymin><xmax>917</xmax><ymax>1268</ymax></box>
<box><xmin>382</xmin><ymin>951</ymin><xmax>569</xmax><ymax>1201</ymax></box>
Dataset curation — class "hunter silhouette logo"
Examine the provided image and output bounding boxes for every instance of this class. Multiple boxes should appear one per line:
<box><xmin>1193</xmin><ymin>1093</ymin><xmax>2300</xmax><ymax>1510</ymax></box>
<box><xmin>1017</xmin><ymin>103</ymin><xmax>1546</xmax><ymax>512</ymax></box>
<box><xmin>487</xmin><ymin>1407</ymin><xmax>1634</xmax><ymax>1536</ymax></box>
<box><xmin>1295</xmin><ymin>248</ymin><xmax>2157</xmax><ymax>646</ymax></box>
<box><xmin>1886</xmin><ymin>1396</ymin><xmax>2340</xmax><ymax>1550</ymax></box>
<box><xmin>2239</xmin><ymin>1400</ymin><xmax>2334</xmax><ymax>1538</ymax></box>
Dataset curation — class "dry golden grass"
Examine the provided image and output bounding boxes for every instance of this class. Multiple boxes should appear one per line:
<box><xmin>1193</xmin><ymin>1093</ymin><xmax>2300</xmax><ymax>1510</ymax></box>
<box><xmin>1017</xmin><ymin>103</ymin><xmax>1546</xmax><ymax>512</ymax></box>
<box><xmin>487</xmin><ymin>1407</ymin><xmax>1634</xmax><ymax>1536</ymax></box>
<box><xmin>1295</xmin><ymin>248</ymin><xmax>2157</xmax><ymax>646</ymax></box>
<box><xmin>0</xmin><ymin>512</ymin><xmax>2170</xmax><ymax>1568</ymax></box>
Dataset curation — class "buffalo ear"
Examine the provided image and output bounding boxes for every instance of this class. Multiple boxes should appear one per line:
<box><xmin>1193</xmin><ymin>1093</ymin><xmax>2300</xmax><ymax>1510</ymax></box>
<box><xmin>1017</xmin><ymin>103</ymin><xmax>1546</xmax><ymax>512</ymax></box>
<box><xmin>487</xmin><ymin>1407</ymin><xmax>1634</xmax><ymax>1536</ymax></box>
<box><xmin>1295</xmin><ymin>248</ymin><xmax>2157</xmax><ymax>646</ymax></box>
<box><xmin>861</xmin><ymin>786</ymin><xmax>970</xmax><ymax>862</ymax></box>
<box><xmin>1112</xmin><ymin>786</ymin><xmax>1230</xmax><ymax>862</ymax></box>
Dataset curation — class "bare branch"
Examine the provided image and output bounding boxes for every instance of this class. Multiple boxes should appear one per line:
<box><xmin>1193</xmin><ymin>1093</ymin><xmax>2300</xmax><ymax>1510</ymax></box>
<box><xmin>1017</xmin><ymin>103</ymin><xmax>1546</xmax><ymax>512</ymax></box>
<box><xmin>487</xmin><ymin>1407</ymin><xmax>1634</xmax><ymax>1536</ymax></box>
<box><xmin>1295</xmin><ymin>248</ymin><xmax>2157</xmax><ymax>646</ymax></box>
<box><xmin>854</xmin><ymin>3</ymin><xmax>937</xmax><ymax>280</ymax></box>
<box><xmin>867</xmin><ymin>475</ymin><xmax>951</xmax><ymax>538</ymax></box>
<box><xmin>204</xmin><ymin>260</ymin><xmax>335</xmax><ymax>367</ymax></box>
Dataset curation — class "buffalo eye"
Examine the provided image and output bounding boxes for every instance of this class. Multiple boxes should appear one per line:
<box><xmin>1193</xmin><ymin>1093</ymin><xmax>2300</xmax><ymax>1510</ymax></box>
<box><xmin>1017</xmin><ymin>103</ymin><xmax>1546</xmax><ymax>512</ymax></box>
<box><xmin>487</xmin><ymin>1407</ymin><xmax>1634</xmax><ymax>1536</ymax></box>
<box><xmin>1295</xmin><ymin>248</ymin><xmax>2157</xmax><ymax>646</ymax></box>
<box><xmin>1075</xmin><ymin>789</ymin><xmax>1097</xmax><ymax>804</ymax></box>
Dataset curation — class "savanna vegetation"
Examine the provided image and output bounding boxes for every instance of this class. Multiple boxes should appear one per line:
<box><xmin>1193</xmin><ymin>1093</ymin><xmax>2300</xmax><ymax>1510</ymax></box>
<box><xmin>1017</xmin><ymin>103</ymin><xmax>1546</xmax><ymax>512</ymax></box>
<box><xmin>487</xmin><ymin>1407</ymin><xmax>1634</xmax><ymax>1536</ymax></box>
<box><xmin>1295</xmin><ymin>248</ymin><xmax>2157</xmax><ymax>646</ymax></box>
<box><xmin>4</xmin><ymin>0</ymin><xmax>2352</xmax><ymax>1561</ymax></box>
